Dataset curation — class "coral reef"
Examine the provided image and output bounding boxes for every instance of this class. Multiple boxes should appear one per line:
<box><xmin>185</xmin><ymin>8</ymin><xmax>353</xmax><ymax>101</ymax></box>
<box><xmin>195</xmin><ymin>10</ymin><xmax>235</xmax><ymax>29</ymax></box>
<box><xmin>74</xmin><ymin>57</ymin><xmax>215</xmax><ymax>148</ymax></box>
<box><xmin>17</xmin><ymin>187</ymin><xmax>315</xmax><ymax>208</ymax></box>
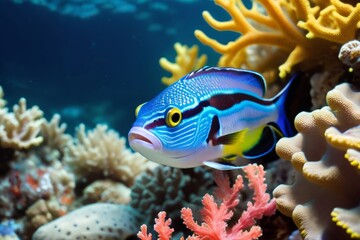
<box><xmin>194</xmin><ymin>0</ymin><xmax>359</xmax><ymax>80</ymax></box>
<box><xmin>0</xmin><ymin>220</ymin><xmax>19</xmax><ymax>240</ymax></box>
<box><xmin>0</xmin><ymin>98</ymin><xmax>44</xmax><ymax>150</ymax></box>
<box><xmin>138</xmin><ymin>164</ymin><xmax>276</xmax><ymax>239</ymax></box>
<box><xmin>39</xmin><ymin>114</ymin><xmax>72</xmax><ymax>162</ymax></box>
<box><xmin>26</xmin><ymin>198</ymin><xmax>67</xmax><ymax>229</ymax></box>
<box><xmin>32</xmin><ymin>203</ymin><xmax>140</xmax><ymax>240</ymax></box>
<box><xmin>0</xmin><ymin>154</ymin><xmax>75</xmax><ymax>219</ymax></box>
<box><xmin>273</xmin><ymin>83</ymin><xmax>360</xmax><ymax>239</ymax></box>
<box><xmin>82</xmin><ymin>180</ymin><xmax>131</xmax><ymax>204</ymax></box>
<box><xmin>64</xmin><ymin>124</ymin><xmax>152</xmax><ymax>186</ymax></box>
<box><xmin>130</xmin><ymin>166</ymin><xmax>214</xmax><ymax>234</ymax></box>
<box><xmin>159</xmin><ymin>42</ymin><xmax>207</xmax><ymax>86</ymax></box>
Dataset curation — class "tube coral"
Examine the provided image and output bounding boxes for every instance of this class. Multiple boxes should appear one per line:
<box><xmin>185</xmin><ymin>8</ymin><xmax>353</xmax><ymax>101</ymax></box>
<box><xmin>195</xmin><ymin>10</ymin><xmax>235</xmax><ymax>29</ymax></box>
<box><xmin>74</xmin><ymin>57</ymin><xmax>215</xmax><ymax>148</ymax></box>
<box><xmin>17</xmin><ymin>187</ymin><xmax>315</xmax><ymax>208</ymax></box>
<box><xmin>273</xmin><ymin>83</ymin><xmax>360</xmax><ymax>239</ymax></box>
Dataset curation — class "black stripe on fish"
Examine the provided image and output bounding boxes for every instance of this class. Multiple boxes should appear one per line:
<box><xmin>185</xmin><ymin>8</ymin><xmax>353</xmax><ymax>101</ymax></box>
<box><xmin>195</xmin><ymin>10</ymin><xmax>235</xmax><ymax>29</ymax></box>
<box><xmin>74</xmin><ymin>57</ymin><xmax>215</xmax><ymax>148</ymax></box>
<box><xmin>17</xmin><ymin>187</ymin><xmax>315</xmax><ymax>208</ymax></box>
<box><xmin>206</xmin><ymin>115</ymin><xmax>220</xmax><ymax>143</ymax></box>
<box><xmin>145</xmin><ymin>92</ymin><xmax>272</xmax><ymax>130</ymax></box>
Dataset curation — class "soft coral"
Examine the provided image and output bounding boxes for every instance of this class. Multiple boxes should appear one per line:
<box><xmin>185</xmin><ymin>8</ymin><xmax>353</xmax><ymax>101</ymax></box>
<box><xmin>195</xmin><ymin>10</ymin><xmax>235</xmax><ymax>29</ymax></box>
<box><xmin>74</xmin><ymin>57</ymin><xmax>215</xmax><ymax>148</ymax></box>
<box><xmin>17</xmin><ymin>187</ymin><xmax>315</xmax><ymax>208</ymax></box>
<box><xmin>137</xmin><ymin>164</ymin><xmax>276</xmax><ymax>240</ymax></box>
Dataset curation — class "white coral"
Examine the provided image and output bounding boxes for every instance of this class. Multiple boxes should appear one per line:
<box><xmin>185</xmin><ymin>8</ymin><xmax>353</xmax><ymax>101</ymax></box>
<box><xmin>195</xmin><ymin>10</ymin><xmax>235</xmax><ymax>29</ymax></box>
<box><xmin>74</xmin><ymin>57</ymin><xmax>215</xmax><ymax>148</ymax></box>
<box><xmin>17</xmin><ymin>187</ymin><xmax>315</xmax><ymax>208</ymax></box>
<box><xmin>64</xmin><ymin>124</ymin><xmax>151</xmax><ymax>186</ymax></box>
<box><xmin>0</xmin><ymin>98</ymin><xmax>44</xmax><ymax>150</ymax></box>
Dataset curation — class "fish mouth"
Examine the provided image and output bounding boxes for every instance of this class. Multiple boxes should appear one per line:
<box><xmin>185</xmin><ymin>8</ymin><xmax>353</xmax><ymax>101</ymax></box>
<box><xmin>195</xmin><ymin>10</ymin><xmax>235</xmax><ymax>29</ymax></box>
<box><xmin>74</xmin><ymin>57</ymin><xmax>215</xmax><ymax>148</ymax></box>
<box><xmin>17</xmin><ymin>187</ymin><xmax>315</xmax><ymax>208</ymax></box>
<box><xmin>128</xmin><ymin>127</ymin><xmax>162</xmax><ymax>151</ymax></box>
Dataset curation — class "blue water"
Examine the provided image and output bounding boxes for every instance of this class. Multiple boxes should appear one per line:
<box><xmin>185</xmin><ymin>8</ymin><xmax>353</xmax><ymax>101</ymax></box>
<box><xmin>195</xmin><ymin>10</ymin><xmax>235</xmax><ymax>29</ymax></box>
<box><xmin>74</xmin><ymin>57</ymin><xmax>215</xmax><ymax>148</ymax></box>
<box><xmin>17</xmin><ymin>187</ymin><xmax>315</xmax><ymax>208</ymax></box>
<box><xmin>0</xmin><ymin>0</ymin><xmax>235</xmax><ymax>136</ymax></box>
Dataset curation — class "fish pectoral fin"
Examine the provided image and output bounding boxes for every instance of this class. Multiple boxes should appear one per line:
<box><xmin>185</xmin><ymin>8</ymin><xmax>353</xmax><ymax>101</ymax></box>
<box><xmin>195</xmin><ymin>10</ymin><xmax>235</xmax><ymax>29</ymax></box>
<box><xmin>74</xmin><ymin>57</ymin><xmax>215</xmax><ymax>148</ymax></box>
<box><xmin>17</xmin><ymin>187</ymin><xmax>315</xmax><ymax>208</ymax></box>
<box><xmin>203</xmin><ymin>161</ymin><xmax>246</xmax><ymax>170</ymax></box>
<box><xmin>243</xmin><ymin>124</ymin><xmax>283</xmax><ymax>159</ymax></box>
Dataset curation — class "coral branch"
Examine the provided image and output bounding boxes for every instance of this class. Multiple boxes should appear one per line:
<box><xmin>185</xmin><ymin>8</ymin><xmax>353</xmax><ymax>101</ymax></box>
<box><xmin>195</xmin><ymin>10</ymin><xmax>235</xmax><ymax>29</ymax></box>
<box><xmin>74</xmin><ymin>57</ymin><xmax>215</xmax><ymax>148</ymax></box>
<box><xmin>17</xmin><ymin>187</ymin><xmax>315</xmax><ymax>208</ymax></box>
<box><xmin>139</xmin><ymin>164</ymin><xmax>275</xmax><ymax>240</ymax></box>
<box><xmin>159</xmin><ymin>43</ymin><xmax>207</xmax><ymax>85</ymax></box>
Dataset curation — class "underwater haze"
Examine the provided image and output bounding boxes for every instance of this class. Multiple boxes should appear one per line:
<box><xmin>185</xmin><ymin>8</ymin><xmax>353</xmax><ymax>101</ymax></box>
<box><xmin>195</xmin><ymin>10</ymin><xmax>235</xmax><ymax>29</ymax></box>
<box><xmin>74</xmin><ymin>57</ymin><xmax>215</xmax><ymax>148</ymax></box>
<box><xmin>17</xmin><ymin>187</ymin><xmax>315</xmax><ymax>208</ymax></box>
<box><xmin>0</xmin><ymin>0</ymin><xmax>228</xmax><ymax>136</ymax></box>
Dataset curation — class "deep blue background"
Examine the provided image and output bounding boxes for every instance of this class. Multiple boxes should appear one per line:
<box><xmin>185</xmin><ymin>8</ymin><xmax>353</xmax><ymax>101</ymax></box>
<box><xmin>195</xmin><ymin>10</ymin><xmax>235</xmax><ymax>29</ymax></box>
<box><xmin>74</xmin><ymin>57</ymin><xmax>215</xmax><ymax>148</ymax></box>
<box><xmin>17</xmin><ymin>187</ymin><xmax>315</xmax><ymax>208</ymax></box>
<box><xmin>0</xmin><ymin>0</ymin><xmax>235</xmax><ymax>136</ymax></box>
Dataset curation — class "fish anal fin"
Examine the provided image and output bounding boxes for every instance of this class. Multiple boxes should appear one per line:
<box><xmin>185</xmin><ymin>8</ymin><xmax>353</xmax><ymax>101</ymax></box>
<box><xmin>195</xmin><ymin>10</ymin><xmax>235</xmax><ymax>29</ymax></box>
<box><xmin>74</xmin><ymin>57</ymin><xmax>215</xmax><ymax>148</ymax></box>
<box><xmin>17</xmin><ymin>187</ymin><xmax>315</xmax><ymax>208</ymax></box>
<box><xmin>203</xmin><ymin>161</ymin><xmax>246</xmax><ymax>170</ymax></box>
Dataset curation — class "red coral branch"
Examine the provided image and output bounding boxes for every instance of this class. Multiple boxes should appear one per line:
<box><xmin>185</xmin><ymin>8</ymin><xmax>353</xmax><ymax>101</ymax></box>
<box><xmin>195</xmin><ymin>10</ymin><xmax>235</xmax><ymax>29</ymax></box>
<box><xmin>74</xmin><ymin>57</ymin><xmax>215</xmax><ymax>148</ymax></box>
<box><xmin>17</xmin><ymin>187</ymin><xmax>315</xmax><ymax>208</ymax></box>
<box><xmin>137</xmin><ymin>164</ymin><xmax>276</xmax><ymax>240</ymax></box>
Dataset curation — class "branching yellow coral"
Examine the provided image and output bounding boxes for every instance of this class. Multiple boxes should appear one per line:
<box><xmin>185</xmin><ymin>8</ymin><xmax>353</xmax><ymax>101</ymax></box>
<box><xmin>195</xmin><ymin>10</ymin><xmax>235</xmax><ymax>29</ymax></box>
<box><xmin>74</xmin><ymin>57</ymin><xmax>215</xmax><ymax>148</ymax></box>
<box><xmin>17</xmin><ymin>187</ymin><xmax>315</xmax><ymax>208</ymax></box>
<box><xmin>195</xmin><ymin>0</ymin><xmax>360</xmax><ymax>79</ymax></box>
<box><xmin>0</xmin><ymin>98</ymin><xmax>44</xmax><ymax>150</ymax></box>
<box><xmin>159</xmin><ymin>42</ymin><xmax>207</xmax><ymax>85</ymax></box>
<box><xmin>297</xmin><ymin>0</ymin><xmax>360</xmax><ymax>43</ymax></box>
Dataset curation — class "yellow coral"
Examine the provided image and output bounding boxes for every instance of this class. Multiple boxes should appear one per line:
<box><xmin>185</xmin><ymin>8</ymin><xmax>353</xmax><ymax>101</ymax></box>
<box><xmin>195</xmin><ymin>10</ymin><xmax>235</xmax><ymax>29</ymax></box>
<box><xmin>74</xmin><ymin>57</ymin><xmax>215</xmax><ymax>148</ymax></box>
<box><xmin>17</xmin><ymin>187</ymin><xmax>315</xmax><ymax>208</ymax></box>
<box><xmin>159</xmin><ymin>42</ymin><xmax>207</xmax><ymax>85</ymax></box>
<box><xmin>195</xmin><ymin>0</ymin><xmax>359</xmax><ymax>79</ymax></box>
<box><xmin>297</xmin><ymin>0</ymin><xmax>360</xmax><ymax>43</ymax></box>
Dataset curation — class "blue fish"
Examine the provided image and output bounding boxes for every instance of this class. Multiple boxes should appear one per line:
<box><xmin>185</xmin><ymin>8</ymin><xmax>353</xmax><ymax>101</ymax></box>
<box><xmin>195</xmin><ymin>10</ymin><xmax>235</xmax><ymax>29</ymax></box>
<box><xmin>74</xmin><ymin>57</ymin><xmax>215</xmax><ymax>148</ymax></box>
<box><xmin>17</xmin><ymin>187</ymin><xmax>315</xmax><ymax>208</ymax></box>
<box><xmin>128</xmin><ymin>67</ymin><xmax>301</xmax><ymax>170</ymax></box>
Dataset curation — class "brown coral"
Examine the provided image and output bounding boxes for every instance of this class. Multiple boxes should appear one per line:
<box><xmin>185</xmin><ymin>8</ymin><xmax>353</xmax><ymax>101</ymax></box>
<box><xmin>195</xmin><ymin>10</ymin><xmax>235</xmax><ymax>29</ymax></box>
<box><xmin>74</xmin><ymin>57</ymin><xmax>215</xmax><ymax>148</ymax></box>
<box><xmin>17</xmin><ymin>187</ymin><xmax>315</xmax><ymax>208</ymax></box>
<box><xmin>273</xmin><ymin>83</ymin><xmax>360</xmax><ymax>239</ymax></box>
<box><xmin>64</xmin><ymin>124</ymin><xmax>153</xmax><ymax>186</ymax></box>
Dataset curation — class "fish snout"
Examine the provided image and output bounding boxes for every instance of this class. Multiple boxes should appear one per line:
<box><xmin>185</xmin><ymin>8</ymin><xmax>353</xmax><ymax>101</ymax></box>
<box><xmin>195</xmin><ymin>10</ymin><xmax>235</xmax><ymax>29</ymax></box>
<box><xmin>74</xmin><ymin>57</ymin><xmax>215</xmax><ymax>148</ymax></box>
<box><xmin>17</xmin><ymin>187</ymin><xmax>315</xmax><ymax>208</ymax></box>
<box><xmin>128</xmin><ymin>127</ymin><xmax>162</xmax><ymax>151</ymax></box>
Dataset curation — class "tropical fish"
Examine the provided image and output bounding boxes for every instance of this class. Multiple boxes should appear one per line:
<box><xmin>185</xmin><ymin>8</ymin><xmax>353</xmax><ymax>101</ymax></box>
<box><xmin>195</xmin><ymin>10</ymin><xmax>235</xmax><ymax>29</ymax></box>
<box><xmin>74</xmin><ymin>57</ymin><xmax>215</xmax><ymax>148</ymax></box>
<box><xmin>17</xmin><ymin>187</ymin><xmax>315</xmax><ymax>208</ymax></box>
<box><xmin>128</xmin><ymin>67</ymin><xmax>305</xmax><ymax>170</ymax></box>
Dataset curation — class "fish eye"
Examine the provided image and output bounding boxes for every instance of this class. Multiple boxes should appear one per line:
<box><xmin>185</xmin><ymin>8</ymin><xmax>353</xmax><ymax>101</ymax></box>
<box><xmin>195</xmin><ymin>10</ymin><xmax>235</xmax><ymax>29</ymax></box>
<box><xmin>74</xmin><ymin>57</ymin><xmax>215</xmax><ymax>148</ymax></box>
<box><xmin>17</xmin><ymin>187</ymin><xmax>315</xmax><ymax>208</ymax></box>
<box><xmin>165</xmin><ymin>107</ymin><xmax>182</xmax><ymax>127</ymax></box>
<box><xmin>135</xmin><ymin>102</ymin><xmax>146</xmax><ymax>118</ymax></box>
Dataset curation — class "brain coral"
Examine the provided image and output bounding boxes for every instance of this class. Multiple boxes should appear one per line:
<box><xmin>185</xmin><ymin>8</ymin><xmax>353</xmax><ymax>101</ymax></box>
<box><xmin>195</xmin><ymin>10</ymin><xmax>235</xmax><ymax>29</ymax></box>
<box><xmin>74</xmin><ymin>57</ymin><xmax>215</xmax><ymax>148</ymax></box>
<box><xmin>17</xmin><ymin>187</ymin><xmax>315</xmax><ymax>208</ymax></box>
<box><xmin>32</xmin><ymin>203</ymin><xmax>140</xmax><ymax>240</ymax></box>
<box><xmin>273</xmin><ymin>82</ymin><xmax>360</xmax><ymax>239</ymax></box>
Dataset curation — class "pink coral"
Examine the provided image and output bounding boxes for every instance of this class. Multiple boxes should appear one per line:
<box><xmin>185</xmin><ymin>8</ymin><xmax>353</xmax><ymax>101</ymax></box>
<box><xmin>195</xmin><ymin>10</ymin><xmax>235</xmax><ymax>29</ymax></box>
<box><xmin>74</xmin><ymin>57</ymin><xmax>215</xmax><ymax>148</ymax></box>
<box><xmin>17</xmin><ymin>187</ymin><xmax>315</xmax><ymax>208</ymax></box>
<box><xmin>138</xmin><ymin>164</ymin><xmax>276</xmax><ymax>240</ymax></box>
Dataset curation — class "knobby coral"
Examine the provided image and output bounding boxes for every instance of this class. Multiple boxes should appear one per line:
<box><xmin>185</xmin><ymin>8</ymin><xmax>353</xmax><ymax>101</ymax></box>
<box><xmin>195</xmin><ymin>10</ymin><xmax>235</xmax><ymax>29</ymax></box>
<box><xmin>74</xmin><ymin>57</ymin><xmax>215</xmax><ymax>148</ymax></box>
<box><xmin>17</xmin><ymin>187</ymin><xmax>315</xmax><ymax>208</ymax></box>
<box><xmin>159</xmin><ymin>42</ymin><xmax>207</xmax><ymax>86</ymax></box>
<box><xmin>273</xmin><ymin>83</ymin><xmax>360</xmax><ymax>239</ymax></box>
<box><xmin>64</xmin><ymin>124</ymin><xmax>152</xmax><ymax>186</ymax></box>
<box><xmin>195</xmin><ymin>0</ymin><xmax>360</xmax><ymax>79</ymax></box>
<box><xmin>138</xmin><ymin>164</ymin><xmax>276</xmax><ymax>240</ymax></box>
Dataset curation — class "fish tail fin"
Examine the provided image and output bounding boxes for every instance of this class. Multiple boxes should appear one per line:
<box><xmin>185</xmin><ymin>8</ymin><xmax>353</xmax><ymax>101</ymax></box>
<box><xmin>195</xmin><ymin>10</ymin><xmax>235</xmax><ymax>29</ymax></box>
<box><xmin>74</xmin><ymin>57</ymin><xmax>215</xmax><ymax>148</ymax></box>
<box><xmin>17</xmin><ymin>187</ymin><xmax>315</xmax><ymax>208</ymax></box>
<box><xmin>272</xmin><ymin>73</ymin><xmax>312</xmax><ymax>137</ymax></box>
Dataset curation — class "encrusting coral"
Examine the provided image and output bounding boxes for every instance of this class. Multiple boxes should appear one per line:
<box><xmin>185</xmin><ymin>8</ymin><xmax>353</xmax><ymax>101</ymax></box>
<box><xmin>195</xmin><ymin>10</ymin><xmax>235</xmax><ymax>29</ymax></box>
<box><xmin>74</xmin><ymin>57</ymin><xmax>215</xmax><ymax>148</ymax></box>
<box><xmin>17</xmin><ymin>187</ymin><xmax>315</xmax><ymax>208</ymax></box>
<box><xmin>138</xmin><ymin>164</ymin><xmax>276</xmax><ymax>240</ymax></box>
<box><xmin>32</xmin><ymin>203</ymin><xmax>140</xmax><ymax>240</ymax></box>
<box><xmin>194</xmin><ymin>0</ymin><xmax>360</xmax><ymax>79</ymax></box>
<box><xmin>159</xmin><ymin>42</ymin><xmax>207</xmax><ymax>86</ymax></box>
<box><xmin>273</xmin><ymin>82</ymin><xmax>360</xmax><ymax>239</ymax></box>
<box><xmin>64</xmin><ymin>124</ymin><xmax>153</xmax><ymax>186</ymax></box>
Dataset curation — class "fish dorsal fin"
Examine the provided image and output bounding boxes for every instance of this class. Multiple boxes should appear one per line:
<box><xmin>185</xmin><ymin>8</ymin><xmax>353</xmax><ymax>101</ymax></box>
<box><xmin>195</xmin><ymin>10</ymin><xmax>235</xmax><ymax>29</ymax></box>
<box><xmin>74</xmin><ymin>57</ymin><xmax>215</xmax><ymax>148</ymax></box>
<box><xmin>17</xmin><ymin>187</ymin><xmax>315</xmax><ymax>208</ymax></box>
<box><xmin>184</xmin><ymin>66</ymin><xmax>266</xmax><ymax>97</ymax></box>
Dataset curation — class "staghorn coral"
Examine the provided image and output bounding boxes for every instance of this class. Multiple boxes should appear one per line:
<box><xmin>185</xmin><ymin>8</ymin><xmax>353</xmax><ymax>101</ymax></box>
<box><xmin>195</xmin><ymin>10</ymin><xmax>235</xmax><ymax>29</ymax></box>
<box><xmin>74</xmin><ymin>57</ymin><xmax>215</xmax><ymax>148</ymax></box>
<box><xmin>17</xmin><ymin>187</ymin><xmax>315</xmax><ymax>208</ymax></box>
<box><xmin>273</xmin><ymin>82</ymin><xmax>360</xmax><ymax>239</ymax></box>
<box><xmin>40</xmin><ymin>114</ymin><xmax>71</xmax><ymax>162</ymax></box>
<box><xmin>32</xmin><ymin>203</ymin><xmax>140</xmax><ymax>240</ymax></box>
<box><xmin>195</xmin><ymin>0</ymin><xmax>359</xmax><ymax>79</ymax></box>
<box><xmin>0</xmin><ymin>98</ymin><xmax>44</xmax><ymax>150</ymax></box>
<box><xmin>159</xmin><ymin>42</ymin><xmax>207</xmax><ymax>85</ymax></box>
<box><xmin>138</xmin><ymin>164</ymin><xmax>276</xmax><ymax>240</ymax></box>
<box><xmin>296</xmin><ymin>0</ymin><xmax>360</xmax><ymax>43</ymax></box>
<box><xmin>64</xmin><ymin>124</ymin><xmax>152</xmax><ymax>186</ymax></box>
